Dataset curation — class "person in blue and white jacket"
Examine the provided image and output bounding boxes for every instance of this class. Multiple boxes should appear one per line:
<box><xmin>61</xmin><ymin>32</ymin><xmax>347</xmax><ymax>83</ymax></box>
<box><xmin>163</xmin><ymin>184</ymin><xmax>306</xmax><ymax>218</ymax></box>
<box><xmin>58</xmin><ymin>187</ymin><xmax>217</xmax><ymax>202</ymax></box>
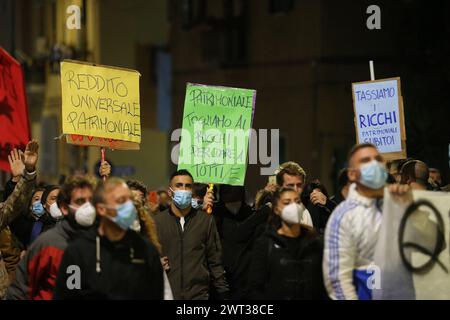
<box><xmin>323</xmin><ymin>143</ymin><xmax>411</xmax><ymax>300</ymax></box>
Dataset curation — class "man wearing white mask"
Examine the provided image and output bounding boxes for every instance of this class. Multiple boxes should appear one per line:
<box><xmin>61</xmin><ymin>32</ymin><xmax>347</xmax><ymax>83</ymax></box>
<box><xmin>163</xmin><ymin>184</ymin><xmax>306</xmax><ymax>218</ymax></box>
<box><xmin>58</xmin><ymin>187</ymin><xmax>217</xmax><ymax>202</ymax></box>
<box><xmin>6</xmin><ymin>175</ymin><xmax>96</xmax><ymax>300</ymax></box>
<box><xmin>323</xmin><ymin>143</ymin><xmax>411</xmax><ymax>300</ymax></box>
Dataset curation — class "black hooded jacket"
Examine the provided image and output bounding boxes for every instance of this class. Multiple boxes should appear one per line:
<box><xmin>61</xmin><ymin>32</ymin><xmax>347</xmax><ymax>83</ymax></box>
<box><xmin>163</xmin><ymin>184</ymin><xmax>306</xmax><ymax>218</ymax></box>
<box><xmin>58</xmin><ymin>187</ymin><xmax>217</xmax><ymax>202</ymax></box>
<box><xmin>53</xmin><ymin>228</ymin><xmax>163</xmax><ymax>300</ymax></box>
<box><xmin>213</xmin><ymin>201</ymin><xmax>255</xmax><ymax>299</ymax></box>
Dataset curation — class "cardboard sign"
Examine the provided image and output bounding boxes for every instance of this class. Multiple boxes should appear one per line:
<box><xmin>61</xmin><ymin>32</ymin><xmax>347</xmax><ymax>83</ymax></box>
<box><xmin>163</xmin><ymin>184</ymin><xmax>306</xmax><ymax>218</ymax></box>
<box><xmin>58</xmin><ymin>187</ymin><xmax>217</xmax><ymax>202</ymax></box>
<box><xmin>177</xmin><ymin>83</ymin><xmax>256</xmax><ymax>186</ymax></box>
<box><xmin>352</xmin><ymin>77</ymin><xmax>407</xmax><ymax>160</ymax></box>
<box><xmin>65</xmin><ymin>134</ymin><xmax>139</xmax><ymax>150</ymax></box>
<box><xmin>61</xmin><ymin>60</ymin><xmax>141</xmax><ymax>146</ymax></box>
<box><xmin>373</xmin><ymin>190</ymin><xmax>450</xmax><ymax>299</ymax></box>
<box><xmin>0</xmin><ymin>47</ymin><xmax>31</xmax><ymax>172</ymax></box>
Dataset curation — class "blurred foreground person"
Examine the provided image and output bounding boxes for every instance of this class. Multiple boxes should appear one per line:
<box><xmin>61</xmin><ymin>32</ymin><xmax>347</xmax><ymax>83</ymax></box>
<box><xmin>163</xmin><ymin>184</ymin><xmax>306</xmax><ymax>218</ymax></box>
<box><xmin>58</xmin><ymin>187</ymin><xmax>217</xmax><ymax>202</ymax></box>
<box><xmin>132</xmin><ymin>193</ymin><xmax>173</xmax><ymax>300</ymax></box>
<box><xmin>323</xmin><ymin>143</ymin><xmax>412</xmax><ymax>300</ymax></box>
<box><xmin>53</xmin><ymin>178</ymin><xmax>163</xmax><ymax>300</ymax></box>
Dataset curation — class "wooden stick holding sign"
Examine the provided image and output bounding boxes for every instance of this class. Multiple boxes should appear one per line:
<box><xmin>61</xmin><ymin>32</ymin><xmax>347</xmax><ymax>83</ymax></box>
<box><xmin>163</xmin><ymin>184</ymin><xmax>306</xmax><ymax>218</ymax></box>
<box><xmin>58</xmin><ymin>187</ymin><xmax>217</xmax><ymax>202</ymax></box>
<box><xmin>206</xmin><ymin>183</ymin><xmax>214</xmax><ymax>214</ymax></box>
<box><xmin>101</xmin><ymin>148</ymin><xmax>106</xmax><ymax>181</ymax></box>
<box><xmin>369</xmin><ymin>60</ymin><xmax>375</xmax><ymax>81</ymax></box>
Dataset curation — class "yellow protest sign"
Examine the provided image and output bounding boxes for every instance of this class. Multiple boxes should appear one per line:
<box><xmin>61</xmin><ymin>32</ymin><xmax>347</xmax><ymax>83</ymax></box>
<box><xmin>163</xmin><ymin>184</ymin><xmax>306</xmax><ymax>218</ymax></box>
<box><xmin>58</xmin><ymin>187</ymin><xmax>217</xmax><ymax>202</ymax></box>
<box><xmin>61</xmin><ymin>60</ymin><xmax>141</xmax><ymax>144</ymax></box>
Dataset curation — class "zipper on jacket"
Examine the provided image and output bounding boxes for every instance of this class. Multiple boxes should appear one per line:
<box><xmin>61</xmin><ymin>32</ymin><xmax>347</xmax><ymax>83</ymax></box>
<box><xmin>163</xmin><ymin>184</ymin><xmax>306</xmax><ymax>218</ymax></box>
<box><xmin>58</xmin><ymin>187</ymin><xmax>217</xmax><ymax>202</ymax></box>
<box><xmin>176</xmin><ymin>218</ymin><xmax>184</xmax><ymax>297</ymax></box>
<box><xmin>176</xmin><ymin>212</ymin><xmax>193</xmax><ymax>299</ymax></box>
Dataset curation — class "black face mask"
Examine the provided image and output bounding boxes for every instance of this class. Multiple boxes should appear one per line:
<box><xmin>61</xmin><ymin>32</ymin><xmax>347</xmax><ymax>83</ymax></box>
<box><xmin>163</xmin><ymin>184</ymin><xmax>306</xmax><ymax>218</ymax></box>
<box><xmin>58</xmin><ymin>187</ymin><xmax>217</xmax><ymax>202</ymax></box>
<box><xmin>224</xmin><ymin>201</ymin><xmax>242</xmax><ymax>215</ymax></box>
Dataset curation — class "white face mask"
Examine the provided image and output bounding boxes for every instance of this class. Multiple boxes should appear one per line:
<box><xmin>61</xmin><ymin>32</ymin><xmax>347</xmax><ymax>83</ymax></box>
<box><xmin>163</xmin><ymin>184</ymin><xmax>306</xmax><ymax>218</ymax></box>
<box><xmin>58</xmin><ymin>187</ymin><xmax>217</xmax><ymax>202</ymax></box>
<box><xmin>49</xmin><ymin>202</ymin><xmax>63</xmax><ymax>219</ymax></box>
<box><xmin>280</xmin><ymin>202</ymin><xmax>305</xmax><ymax>225</ymax></box>
<box><xmin>225</xmin><ymin>201</ymin><xmax>241</xmax><ymax>215</ymax></box>
<box><xmin>71</xmin><ymin>202</ymin><xmax>96</xmax><ymax>227</ymax></box>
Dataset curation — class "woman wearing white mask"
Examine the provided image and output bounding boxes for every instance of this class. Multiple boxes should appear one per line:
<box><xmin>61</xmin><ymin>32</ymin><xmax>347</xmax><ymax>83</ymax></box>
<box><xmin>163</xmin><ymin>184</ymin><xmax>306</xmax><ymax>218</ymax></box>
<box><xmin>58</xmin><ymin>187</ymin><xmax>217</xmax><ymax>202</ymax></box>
<box><xmin>42</xmin><ymin>185</ymin><xmax>63</xmax><ymax>220</ymax></box>
<box><xmin>248</xmin><ymin>187</ymin><xmax>326</xmax><ymax>300</ymax></box>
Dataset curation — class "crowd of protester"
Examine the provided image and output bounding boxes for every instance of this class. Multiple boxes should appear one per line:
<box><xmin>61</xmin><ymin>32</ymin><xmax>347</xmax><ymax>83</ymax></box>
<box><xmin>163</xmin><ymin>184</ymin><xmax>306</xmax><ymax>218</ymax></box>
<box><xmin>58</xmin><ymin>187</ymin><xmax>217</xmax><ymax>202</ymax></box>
<box><xmin>0</xmin><ymin>140</ymin><xmax>448</xmax><ymax>300</ymax></box>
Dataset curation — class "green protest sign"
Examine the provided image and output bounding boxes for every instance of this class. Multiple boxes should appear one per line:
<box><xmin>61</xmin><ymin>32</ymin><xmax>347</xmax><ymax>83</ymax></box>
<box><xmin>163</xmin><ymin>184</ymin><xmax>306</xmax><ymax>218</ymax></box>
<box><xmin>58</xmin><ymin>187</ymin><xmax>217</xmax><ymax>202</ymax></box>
<box><xmin>177</xmin><ymin>83</ymin><xmax>257</xmax><ymax>186</ymax></box>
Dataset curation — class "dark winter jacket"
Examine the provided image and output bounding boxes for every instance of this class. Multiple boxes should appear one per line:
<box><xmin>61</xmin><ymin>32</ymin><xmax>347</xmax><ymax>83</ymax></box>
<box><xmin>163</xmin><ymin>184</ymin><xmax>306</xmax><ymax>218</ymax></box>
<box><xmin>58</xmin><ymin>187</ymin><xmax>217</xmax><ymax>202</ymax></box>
<box><xmin>0</xmin><ymin>172</ymin><xmax>36</xmax><ymax>232</ymax></box>
<box><xmin>53</xmin><ymin>227</ymin><xmax>163</xmax><ymax>300</ymax></box>
<box><xmin>6</xmin><ymin>218</ymin><xmax>82</xmax><ymax>300</ymax></box>
<box><xmin>330</xmin><ymin>191</ymin><xmax>346</xmax><ymax>206</ymax></box>
<box><xmin>304</xmin><ymin>199</ymin><xmax>336</xmax><ymax>234</ymax></box>
<box><xmin>153</xmin><ymin>207</ymin><xmax>229</xmax><ymax>300</ymax></box>
<box><xmin>248</xmin><ymin>225</ymin><xmax>326</xmax><ymax>300</ymax></box>
<box><xmin>213</xmin><ymin>202</ymin><xmax>255</xmax><ymax>299</ymax></box>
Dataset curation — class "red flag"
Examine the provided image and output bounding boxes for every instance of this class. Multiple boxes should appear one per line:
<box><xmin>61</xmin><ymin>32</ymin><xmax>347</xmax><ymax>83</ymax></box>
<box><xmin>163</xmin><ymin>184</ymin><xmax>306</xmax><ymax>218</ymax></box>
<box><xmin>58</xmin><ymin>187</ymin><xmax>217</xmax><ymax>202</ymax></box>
<box><xmin>0</xmin><ymin>47</ymin><xmax>31</xmax><ymax>172</ymax></box>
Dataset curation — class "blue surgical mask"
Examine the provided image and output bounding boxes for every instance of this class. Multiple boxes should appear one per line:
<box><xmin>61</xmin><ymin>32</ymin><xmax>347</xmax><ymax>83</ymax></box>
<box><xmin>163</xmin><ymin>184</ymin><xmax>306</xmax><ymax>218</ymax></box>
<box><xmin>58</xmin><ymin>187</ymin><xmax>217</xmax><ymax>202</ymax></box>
<box><xmin>108</xmin><ymin>200</ymin><xmax>137</xmax><ymax>230</ymax></box>
<box><xmin>359</xmin><ymin>160</ymin><xmax>388</xmax><ymax>190</ymax></box>
<box><xmin>171</xmin><ymin>189</ymin><xmax>192</xmax><ymax>209</ymax></box>
<box><xmin>32</xmin><ymin>201</ymin><xmax>45</xmax><ymax>217</ymax></box>
<box><xmin>191</xmin><ymin>198</ymin><xmax>202</xmax><ymax>210</ymax></box>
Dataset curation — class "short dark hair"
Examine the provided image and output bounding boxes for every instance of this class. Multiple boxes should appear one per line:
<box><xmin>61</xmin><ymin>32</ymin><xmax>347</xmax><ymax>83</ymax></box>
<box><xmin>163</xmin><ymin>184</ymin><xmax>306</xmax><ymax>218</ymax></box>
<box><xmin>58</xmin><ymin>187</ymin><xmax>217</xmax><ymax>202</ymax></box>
<box><xmin>41</xmin><ymin>185</ymin><xmax>61</xmax><ymax>205</ymax></box>
<box><xmin>29</xmin><ymin>187</ymin><xmax>46</xmax><ymax>207</ymax></box>
<box><xmin>337</xmin><ymin>168</ymin><xmax>349</xmax><ymax>189</ymax></box>
<box><xmin>169</xmin><ymin>169</ymin><xmax>193</xmax><ymax>183</ymax></box>
<box><xmin>192</xmin><ymin>183</ymin><xmax>208</xmax><ymax>198</ymax></box>
<box><xmin>127</xmin><ymin>180</ymin><xmax>148</xmax><ymax>198</ymax></box>
<box><xmin>301</xmin><ymin>180</ymin><xmax>329</xmax><ymax>206</ymax></box>
<box><xmin>275</xmin><ymin>162</ymin><xmax>306</xmax><ymax>186</ymax></box>
<box><xmin>429</xmin><ymin>168</ymin><xmax>440</xmax><ymax>174</ymax></box>
<box><xmin>57</xmin><ymin>175</ymin><xmax>95</xmax><ymax>207</ymax></box>
<box><xmin>32</xmin><ymin>187</ymin><xmax>46</xmax><ymax>198</ymax></box>
<box><xmin>347</xmin><ymin>143</ymin><xmax>377</xmax><ymax>164</ymax></box>
<box><xmin>400</xmin><ymin>160</ymin><xmax>429</xmax><ymax>186</ymax></box>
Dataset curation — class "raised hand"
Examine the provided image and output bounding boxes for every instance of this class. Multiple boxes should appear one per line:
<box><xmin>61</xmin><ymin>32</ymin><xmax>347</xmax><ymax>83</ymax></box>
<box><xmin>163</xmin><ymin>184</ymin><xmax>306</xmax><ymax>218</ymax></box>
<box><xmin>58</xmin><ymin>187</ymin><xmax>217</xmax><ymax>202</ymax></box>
<box><xmin>202</xmin><ymin>190</ymin><xmax>214</xmax><ymax>211</ymax></box>
<box><xmin>99</xmin><ymin>161</ymin><xmax>111</xmax><ymax>177</ymax></box>
<box><xmin>22</xmin><ymin>140</ymin><xmax>39</xmax><ymax>172</ymax></box>
<box><xmin>310</xmin><ymin>190</ymin><xmax>327</xmax><ymax>206</ymax></box>
<box><xmin>388</xmin><ymin>183</ymin><xmax>413</xmax><ymax>205</ymax></box>
<box><xmin>8</xmin><ymin>148</ymin><xmax>25</xmax><ymax>181</ymax></box>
